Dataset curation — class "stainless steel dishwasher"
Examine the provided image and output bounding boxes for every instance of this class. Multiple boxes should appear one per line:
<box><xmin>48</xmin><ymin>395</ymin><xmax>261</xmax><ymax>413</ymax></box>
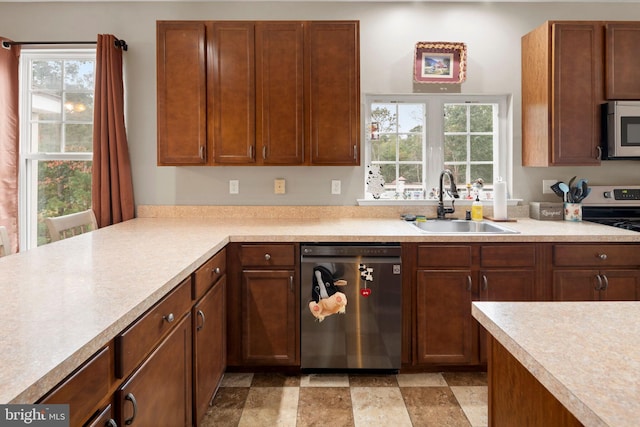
<box><xmin>300</xmin><ymin>244</ymin><xmax>402</xmax><ymax>371</ymax></box>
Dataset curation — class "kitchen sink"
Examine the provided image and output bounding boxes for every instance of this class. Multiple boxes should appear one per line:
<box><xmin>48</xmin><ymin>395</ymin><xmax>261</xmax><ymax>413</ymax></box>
<box><xmin>409</xmin><ymin>219</ymin><xmax>520</xmax><ymax>234</ymax></box>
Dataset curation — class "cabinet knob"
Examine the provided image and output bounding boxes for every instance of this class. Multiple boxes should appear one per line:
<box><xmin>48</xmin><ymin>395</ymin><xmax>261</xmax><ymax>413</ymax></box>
<box><xmin>264</xmin><ymin>253</ymin><xmax>271</xmax><ymax>261</ymax></box>
<box><xmin>163</xmin><ymin>313</ymin><xmax>175</xmax><ymax>323</ymax></box>
<box><xmin>212</xmin><ymin>267</ymin><xmax>221</xmax><ymax>275</ymax></box>
<box><xmin>598</xmin><ymin>253</ymin><xmax>608</xmax><ymax>260</ymax></box>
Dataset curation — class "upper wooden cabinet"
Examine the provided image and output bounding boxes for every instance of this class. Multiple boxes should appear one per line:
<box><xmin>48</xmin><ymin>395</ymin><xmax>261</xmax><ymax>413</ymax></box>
<box><xmin>522</xmin><ymin>20</ymin><xmax>640</xmax><ymax>167</ymax></box>
<box><xmin>157</xmin><ymin>20</ymin><xmax>360</xmax><ymax>166</ymax></box>
<box><xmin>522</xmin><ymin>21</ymin><xmax>604</xmax><ymax>166</ymax></box>
<box><xmin>605</xmin><ymin>22</ymin><xmax>640</xmax><ymax>99</ymax></box>
<box><xmin>307</xmin><ymin>21</ymin><xmax>360</xmax><ymax>165</ymax></box>
<box><xmin>157</xmin><ymin>21</ymin><xmax>207</xmax><ymax>165</ymax></box>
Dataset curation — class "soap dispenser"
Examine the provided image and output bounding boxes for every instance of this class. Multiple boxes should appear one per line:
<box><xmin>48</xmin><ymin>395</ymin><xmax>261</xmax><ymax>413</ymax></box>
<box><xmin>471</xmin><ymin>195</ymin><xmax>483</xmax><ymax>221</ymax></box>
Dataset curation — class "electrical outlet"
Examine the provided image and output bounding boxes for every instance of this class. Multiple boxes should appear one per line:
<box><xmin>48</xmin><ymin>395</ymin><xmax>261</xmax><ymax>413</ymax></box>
<box><xmin>229</xmin><ymin>180</ymin><xmax>239</xmax><ymax>194</ymax></box>
<box><xmin>274</xmin><ymin>179</ymin><xmax>286</xmax><ymax>194</ymax></box>
<box><xmin>542</xmin><ymin>179</ymin><xmax>557</xmax><ymax>194</ymax></box>
<box><xmin>331</xmin><ymin>180</ymin><xmax>341</xmax><ymax>195</ymax></box>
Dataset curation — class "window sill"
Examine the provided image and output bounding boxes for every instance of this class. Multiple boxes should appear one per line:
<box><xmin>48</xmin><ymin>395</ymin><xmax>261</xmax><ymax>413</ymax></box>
<box><xmin>356</xmin><ymin>198</ymin><xmax>522</xmax><ymax>206</ymax></box>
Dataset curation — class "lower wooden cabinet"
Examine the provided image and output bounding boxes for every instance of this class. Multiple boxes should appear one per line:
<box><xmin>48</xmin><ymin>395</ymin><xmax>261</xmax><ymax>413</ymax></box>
<box><xmin>552</xmin><ymin>243</ymin><xmax>640</xmax><ymax>301</ymax></box>
<box><xmin>38</xmin><ymin>345</ymin><xmax>114</xmax><ymax>427</ymax></box>
<box><xmin>416</xmin><ymin>269</ymin><xmax>478</xmax><ymax>365</ymax></box>
<box><xmin>117</xmin><ymin>313</ymin><xmax>192</xmax><ymax>427</ymax></box>
<box><xmin>411</xmin><ymin>243</ymin><xmax>540</xmax><ymax>367</ymax></box>
<box><xmin>193</xmin><ymin>276</ymin><xmax>226</xmax><ymax>425</ymax></box>
<box><xmin>226</xmin><ymin>243</ymin><xmax>300</xmax><ymax>367</ymax></box>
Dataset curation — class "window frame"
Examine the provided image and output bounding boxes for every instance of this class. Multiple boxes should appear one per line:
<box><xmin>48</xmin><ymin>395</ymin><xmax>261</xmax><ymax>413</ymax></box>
<box><xmin>18</xmin><ymin>49</ymin><xmax>95</xmax><ymax>249</ymax></box>
<box><xmin>362</xmin><ymin>93</ymin><xmax>511</xmax><ymax>202</ymax></box>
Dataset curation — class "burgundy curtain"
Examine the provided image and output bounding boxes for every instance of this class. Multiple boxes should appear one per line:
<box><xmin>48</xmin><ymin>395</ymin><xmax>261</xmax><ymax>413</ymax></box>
<box><xmin>92</xmin><ymin>34</ymin><xmax>135</xmax><ymax>227</ymax></box>
<box><xmin>0</xmin><ymin>39</ymin><xmax>20</xmax><ymax>253</ymax></box>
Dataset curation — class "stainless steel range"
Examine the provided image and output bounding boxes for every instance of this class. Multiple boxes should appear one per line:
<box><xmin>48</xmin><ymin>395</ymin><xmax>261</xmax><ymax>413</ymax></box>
<box><xmin>582</xmin><ymin>185</ymin><xmax>640</xmax><ymax>231</ymax></box>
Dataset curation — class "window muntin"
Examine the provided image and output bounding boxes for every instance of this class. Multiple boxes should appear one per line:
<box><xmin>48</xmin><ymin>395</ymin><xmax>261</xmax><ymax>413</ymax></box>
<box><xmin>364</xmin><ymin>94</ymin><xmax>509</xmax><ymax>201</ymax></box>
<box><xmin>19</xmin><ymin>50</ymin><xmax>95</xmax><ymax>249</ymax></box>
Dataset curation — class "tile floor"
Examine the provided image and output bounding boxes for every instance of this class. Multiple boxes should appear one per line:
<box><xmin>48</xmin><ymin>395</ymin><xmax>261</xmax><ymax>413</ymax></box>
<box><xmin>200</xmin><ymin>371</ymin><xmax>488</xmax><ymax>427</ymax></box>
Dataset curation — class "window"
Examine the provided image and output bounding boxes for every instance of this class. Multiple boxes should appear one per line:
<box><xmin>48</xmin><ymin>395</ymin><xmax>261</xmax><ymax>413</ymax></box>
<box><xmin>363</xmin><ymin>94</ymin><xmax>510</xmax><ymax>201</ymax></box>
<box><xmin>19</xmin><ymin>50</ymin><xmax>96</xmax><ymax>248</ymax></box>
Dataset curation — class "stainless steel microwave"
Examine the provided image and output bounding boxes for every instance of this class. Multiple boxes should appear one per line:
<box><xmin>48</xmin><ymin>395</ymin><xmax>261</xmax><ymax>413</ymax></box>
<box><xmin>604</xmin><ymin>101</ymin><xmax>640</xmax><ymax>159</ymax></box>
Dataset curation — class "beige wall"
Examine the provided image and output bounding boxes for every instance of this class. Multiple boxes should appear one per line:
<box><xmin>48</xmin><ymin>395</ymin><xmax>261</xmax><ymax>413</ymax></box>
<box><xmin>1</xmin><ymin>1</ymin><xmax>639</xmax><ymax>206</ymax></box>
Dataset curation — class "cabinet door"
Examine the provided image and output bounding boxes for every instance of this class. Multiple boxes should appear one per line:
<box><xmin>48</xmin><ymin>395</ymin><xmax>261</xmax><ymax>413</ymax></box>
<box><xmin>157</xmin><ymin>21</ymin><xmax>207</xmax><ymax>165</ymax></box>
<box><xmin>599</xmin><ymin>270</ymin><xmax>640</xmax><ymax>301</ymax></box>
<box><xmin>193</xmin><ymin>277</ymin><xmax>226</xmax><ymax>425</ymax></box>
<box><xmin>209</xmin><ymin>22</ymin><xmax>255</xmax><ymax>164</ymax></box>
<box><xmin>522</xmin><ymin>21</ymin><xmax>602</xmax><ymax>166</ymax></box>
<box><xmin>117</xmin><ymin>314</ymin><xmax>192</xmax><ymax>427</ymax></box>
<box><xmin>242</xmin><ymin>269</ymin><xmax>299</xmax><ymax>365</ymax></box>
<box><xmin>306</xmin><ymin>21</ymin><xmax>360</xmax><ymax>165</ymax></box>
<box><xmin>553</xmin><ymin>270</ymin><xmax>599</xmax><ymax>301</ymax></box>
<box><xmin>606</xmin><ymin>23</ymin><xmax>640</xmax><ymax>99</ymax></box>
<box><xmin>550</xmin><ymin>22</ymin><xmax>603</xmax><ymax>166</ymax></box>
<box><xmin>416</xmin><ymin>270</ymin><xmax>477</xmax><ymax>365</ymax></box>
<box><xmin>256</xmin><ymin>22</ymin><xmax>304</xmax><ymax>165</ymax></box>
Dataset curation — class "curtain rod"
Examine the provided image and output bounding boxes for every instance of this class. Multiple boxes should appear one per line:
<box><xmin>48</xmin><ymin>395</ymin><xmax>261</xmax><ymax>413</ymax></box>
<box><xmin>1</xmin><ymin>39</ymin><xmax>128</xmax><ymax>51</ymax></box>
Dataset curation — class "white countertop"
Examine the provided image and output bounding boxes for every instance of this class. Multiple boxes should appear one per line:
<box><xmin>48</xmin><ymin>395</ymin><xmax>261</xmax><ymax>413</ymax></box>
<box><xmin>0</xmin><ymin>214</ymin><xmax>638</xmax><ymax>404</ymax></box>
<box><xmin>472</xmin><ymin>301</ymin><xmax>640</xmax><ymax>427</ymax></box>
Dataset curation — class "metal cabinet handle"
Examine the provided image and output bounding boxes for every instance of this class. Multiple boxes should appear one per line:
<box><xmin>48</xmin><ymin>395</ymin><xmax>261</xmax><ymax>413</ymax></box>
<box><xmin>481</xmin><ymin>275</ymin><xmax>488</xmax><ymax>291</ymax></box>
<box><xmin>212</xmin><ymin>267</ymin><xmax>221</xmax><ymax>275</ymax></box>
<box><xmin>598</xmin><ymin>253</ymin><xmax>608</xmax><ymax>260</ymax></box>
<box><xmin>354</xmin><ymin>145</ymin><xmax>357</xmax><ymax>161</ymax></box>
<box><xmin>289</xmin><ymin>275</ymin><xmax>294</xmax><ymax>292</ymax></box>
<box><xmin>249</xmin><ymin>145</ymin><xmax>253</xmax><ymax>159</ymax></box>
<box><xmin>196</xmin><ymin>309</ymin><xmax>205</xmax><ymax>331</ymax></box>
<box><xmin>264</xmin><ymin>253</ymin><xmax>271</xmax><ymax>261</ymax></box>
<box><xmin>124</xmin><ymin>393</ymin><xmax>137</xmax><ymax>425</ymax></box>
<box><xmin>262</xmin><ymin>146</ymin><xmax>267</xmax><ymax>159</ymax></box>
<box><xmin>595</xmin><ymin>274</ymin><xmax>603</xmax><ymax>291</ymax></box>
<box><xmin>199</xmin><ymin>145</ymin><xmax>205</xmax><ymax>160</ymax></box>
<box><xmin>163</xmin><ymin>313</ymin><xmax>174</xmax><ymax>323</ymax></box>
<box><xmin>106</xmin><ymin>419</ymin><xmax>117</xmax><ymax>427</ymax></box>
<box><xmin>601</xmin><ymin>274</ymin><xmax>609</xmax><ymax>291</ymax></box>
<box><xmin>467</xmin><ymin>275</ymin><xmax>472</xmax><ymax>292</ymax></box>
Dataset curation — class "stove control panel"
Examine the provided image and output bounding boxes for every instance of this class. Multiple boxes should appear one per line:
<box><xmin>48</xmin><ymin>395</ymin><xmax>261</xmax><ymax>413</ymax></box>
<box><xmin>605</xmin><ymin>189</ymin><xmax>640</xmax><ymax>200</ymax></box>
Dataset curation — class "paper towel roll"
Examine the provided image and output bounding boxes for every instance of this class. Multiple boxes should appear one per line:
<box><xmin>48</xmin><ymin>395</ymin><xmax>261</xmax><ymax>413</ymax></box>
<box><xmin>493</xmin><ymin>179</ymin><xmax>508</xmax><ymax>220</ymax></box>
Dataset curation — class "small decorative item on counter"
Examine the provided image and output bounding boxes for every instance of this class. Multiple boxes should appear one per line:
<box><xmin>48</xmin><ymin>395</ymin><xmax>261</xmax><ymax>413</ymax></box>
<box><xmin>564</xmin><ymin>203</ymin><xmax>582</xmax><ymax>222</ymax></box>
<box><xmin>471</xmin><ymin>195</ymin><xmax>483</xmax><ymax>221</ymax></box>
<box><xmin>530</xmin><ymin>202</ymin><xmax>563</xmax><ymax>220</ymax></box>
<box><xmin>366</xmin><ymin>164</ymin><xmax>385</xmax><ymax>199</ymax></box>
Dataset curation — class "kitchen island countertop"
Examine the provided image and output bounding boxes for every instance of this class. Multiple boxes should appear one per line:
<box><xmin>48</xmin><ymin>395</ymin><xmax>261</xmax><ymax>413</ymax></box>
<box><xmin>0</xmin><ymin>214</ymin><xmax>638</xmax><ymax>404</ymax></box>
<box><xmin>473</xmin><ymin>301</ymin><xmax>640</xmax><ymax>426</ymax></box>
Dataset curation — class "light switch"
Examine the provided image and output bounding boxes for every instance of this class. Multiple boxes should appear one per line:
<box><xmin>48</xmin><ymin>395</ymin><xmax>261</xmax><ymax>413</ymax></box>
<box><xmin>274</xmin><ymin>179</ymin><xmax>286</xmax><ymax>194</ymax></box>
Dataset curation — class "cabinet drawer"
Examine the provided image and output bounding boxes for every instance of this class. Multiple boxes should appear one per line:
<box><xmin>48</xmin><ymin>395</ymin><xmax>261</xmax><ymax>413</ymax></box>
<box><xmin>193</xmin><ymin>248</ymin><xmax>226</xmax><ymax>300</ymax></box>
<box><xmin>417</xmin><ymin>245</ymin><xmax>473</xmax><ymax>268</ymax></box>
<box><xmin>39</xmin><ymin>345</ymin><xmax>112</xmax><ymax>427</ymax></box>
<box><xmin>241</xmin><ymin>244</ymin><xmax>295</xmax><ymax>267</ymax></box>
<box><xmin>481</xmin><ymin>245</ymin><xmax>536</xmax><ymax>268</ymax></box>
<box><xmin>116</xmin><ymin>277</ymin><xmax>192</xmax><ymax>379</ymax></box>
<box><xmin>554</xmin><ymin>244</ymin><xmax>640</xmax><ymax>267</ymax></box>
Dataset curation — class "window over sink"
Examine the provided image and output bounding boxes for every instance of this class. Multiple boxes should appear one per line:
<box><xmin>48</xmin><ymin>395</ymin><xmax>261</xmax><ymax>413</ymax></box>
<box><xmin>362</xmin><ymin>93</ymin><xmax>510</xmax><ymax>202</ymax></box>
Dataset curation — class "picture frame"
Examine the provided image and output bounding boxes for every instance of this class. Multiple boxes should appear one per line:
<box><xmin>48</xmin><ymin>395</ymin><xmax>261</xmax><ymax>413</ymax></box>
<box><xmin>414</xmin><ymin>42</ymin><xmax>467</xmax><ymax>84</ymax></box>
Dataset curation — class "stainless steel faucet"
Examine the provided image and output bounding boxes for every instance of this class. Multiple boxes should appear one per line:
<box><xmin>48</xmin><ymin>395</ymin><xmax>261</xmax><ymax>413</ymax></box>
<box><xmin>437</xmin><ymin>169</ymin><xmax>459</xmax><ymax>219</ymax></box>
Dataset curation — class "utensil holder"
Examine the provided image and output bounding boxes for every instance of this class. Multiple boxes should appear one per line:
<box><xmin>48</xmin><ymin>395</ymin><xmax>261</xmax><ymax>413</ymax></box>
<box><xmin>564</xmin><ymin>203</ymin><xmax>582</xmax><ymax>222</ymax></box>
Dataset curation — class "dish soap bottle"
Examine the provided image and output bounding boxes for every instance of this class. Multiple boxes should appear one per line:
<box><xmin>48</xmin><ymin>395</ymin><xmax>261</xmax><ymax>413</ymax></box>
<box><xmin>471</xmin><ymin>195</ymin><xmax>483</xmax><ymax>221</ymax></box>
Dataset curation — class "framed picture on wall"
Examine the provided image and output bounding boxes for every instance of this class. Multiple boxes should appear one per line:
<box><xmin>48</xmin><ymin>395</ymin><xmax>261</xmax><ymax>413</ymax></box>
<box><xmin>414</xmin><ymin>42</ymin><xmax>467</xmax><ymax>84</ymax></box>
